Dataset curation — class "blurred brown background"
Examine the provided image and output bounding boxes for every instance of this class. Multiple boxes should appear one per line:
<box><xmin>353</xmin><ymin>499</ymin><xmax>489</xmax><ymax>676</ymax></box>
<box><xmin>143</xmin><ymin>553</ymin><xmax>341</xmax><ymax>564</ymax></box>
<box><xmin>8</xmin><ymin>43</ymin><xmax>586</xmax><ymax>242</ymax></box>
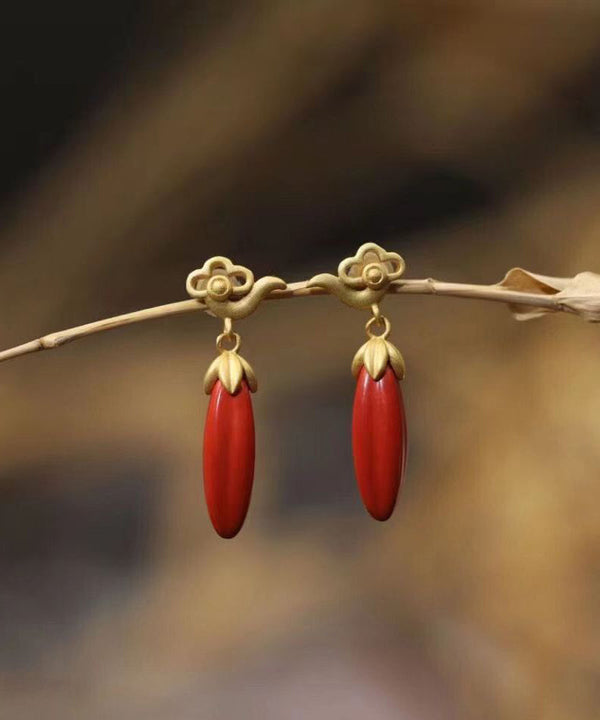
<box><xmin>1</xmin><ymin>2</ymin><xmax>599</xmax><ymax>718</ymax></box>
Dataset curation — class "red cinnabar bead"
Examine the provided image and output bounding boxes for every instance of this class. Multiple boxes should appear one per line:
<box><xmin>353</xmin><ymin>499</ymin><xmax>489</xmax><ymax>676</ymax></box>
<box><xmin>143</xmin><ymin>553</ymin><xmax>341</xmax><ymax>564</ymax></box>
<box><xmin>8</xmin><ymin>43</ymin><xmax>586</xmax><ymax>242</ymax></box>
<box><xmin>352</xmin><ymin>365</ymin><xmax>407</xmax><ymax>521</ymax></box>
<box><xmin>203</xmin><ymin>379</ymin><xmax>255</xmax><ymax>538</ymax></box>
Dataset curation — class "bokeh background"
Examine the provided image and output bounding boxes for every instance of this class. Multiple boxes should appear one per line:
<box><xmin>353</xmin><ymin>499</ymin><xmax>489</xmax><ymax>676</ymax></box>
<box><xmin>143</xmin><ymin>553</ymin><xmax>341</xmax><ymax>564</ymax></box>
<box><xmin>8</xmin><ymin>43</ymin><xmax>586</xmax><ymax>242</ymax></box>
<box><xmin>1</xmin><ymin>2</ymin><xmax>599</xmax><ymax>718</ymax></box>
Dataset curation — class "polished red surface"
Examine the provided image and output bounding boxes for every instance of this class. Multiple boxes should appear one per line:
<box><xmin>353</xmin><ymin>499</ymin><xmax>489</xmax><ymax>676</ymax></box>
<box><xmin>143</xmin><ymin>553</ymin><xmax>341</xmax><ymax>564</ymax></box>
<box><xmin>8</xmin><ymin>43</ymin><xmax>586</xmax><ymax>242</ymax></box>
<box><xmin>352</xmin><ymin>365</ymin><xmax>407</xmax><ymax>521</ymax></box>
<box><xmin>203</xmin><ymin>379</ymin><xmax>255</xmax><ymax>538</ymax></box>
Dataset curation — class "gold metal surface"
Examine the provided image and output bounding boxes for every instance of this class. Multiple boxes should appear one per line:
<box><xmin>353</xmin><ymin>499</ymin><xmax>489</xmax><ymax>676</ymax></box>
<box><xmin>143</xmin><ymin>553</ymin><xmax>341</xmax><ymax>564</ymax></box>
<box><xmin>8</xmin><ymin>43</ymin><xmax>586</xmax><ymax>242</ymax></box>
<box><xmin>189</xmin><ymin>257</ymin><xmax>276</xmax><ymax>393</ymax></box>
<box><xmin>352</xmin><ymin>319</ymin><xmax>406</xmax><ymax>382</ymax></box>
<box><xmin>186</xmin><ymin>256</ymin><xmax>286</xmax><ymax>320</ymax></box>
<box><xmin>204</xmin><ymin>321</ymin><xmax>257</xmax><ymax>395</ymax></box>
<box><xmin>309</xmin><ymin>244</ymin><xmax>407</xmax><ymax>382</ymax></box>
<box><xmin>307</xmin><ymin>242</ymin><xmax>406</xmax><ymax>309</ymax></box>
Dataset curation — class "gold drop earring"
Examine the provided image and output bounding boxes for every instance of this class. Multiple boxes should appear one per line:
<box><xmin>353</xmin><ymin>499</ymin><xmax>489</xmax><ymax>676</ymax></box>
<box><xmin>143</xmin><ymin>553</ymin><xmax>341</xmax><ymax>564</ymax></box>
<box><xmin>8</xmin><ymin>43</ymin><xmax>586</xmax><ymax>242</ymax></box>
<box><xmin>186</xmin><ymin>257</ymin><xmax>285</xmax><ymax>538</ymax></box>
<box><xmin>308</xmin><ymin>243</ymin><xmax>408</xmax><ymax>520</ymax></box>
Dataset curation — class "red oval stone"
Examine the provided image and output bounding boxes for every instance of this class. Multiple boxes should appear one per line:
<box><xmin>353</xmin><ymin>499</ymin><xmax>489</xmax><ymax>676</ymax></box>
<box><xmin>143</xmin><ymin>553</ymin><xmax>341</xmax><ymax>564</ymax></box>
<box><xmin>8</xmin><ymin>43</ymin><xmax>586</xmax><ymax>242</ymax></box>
<box><xmin>352</xmin><ymin>365</ymin><xmax>407</xmax><ymax>521</ymax></box>
<box><xmin>203</xmin><ymin>379</ymin><xmax>255</xmax><ymax>538</ymax></box>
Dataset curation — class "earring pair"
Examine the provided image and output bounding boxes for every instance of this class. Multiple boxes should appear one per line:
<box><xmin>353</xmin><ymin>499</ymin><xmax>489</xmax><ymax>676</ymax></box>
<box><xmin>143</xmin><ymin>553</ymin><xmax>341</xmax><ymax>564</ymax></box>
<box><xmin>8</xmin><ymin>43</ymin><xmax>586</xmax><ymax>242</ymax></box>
<box><xmin>187</xmin><ymin>243</ymin><xmax>408</xmax><ymax>538</ymax></box>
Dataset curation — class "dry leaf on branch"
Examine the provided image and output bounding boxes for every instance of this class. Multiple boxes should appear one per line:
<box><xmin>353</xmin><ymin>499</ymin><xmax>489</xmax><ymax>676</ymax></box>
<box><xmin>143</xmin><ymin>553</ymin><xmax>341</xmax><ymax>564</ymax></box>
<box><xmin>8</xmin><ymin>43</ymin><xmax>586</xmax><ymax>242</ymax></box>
<box><xmin>499</xmin><ymin>268</ymin><xmax>600</xmax><ymax>322</ymax></box>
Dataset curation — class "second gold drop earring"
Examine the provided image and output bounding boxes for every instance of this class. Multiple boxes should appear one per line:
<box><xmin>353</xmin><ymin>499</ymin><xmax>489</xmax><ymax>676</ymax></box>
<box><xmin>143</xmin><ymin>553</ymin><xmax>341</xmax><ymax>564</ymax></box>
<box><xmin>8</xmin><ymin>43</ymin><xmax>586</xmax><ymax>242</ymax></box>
<box><xmin>309</xmin><ymin>243</ymin><xmax>408</xmax><ymax>520</ymax></box>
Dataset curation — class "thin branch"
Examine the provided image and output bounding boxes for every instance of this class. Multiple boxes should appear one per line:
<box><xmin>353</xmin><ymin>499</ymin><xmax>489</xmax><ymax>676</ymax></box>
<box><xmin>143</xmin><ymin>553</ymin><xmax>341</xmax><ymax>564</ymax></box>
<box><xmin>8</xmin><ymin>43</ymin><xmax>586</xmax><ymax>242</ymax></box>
<box><xmin>0</xmin><ymin>276</ymin><xmax>574</xmax><ymax>365</ymax></box>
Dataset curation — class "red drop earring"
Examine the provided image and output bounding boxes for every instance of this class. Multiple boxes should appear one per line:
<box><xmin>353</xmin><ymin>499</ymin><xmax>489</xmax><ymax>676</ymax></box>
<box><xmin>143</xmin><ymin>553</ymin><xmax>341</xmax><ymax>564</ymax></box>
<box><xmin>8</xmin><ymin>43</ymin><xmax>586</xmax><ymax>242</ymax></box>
<box><xmin>308</xmin><ymin>243</ymin><xmax>408</xmax><ymax>520</ymax></box>
<box><xmin>202</xmin><ymin>319</ymin><xmax>256</xmax><ymax>538</ymax></box>
<box><xmin>351</xmin><ymin>309</ymin><xmax>407</xmax><ymax>520</ymax></box>
<box><xmin>186</xmin><ymin>257</ymin><xmax>285</xmax><ymax>538</ymax></box>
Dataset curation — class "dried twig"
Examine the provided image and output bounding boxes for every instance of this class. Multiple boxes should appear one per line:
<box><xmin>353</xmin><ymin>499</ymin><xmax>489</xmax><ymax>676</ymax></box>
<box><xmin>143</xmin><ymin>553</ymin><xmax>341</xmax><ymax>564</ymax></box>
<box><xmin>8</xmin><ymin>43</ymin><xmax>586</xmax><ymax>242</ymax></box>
<box><xmin>1</xmin><ymin>269</ymin><xmax>597</xmax><ymax>365</ymax></box>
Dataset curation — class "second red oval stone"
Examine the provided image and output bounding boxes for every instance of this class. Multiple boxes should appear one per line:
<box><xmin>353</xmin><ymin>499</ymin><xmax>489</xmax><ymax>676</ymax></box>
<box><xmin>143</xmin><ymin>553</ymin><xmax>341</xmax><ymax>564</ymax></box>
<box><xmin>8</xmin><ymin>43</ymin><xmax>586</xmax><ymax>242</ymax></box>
<box><xmin>203</xmin><ymin>379</ymin><xmax>255</xmax><ymax>538</ymax></box>
<box><xmin>352</xmin><ymin>365</ymin><xmax>407</xmax><ymax>521</ymax></box>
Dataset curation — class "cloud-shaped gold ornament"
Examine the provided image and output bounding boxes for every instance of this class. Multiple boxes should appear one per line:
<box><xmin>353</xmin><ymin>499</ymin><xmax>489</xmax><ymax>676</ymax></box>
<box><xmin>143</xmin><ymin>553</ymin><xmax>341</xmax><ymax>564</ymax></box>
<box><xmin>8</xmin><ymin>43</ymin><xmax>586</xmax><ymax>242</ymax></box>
<box><xmin>307</xmin><ymin>242</ymin><xmax>405</xmax><ymax>308</ymax></box>
<box><xmin>186</xmin><ymin>256</ymin><xmax>286</xmax><ymax>319</ymax></box>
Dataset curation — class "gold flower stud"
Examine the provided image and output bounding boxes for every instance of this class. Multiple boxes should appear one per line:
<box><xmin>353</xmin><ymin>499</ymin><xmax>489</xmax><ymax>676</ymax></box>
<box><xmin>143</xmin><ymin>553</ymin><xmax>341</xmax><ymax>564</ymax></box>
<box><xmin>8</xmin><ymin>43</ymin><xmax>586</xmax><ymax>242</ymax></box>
<box><xmin>307</xmin><ymin>242</ymin><xmax>406</xmax><ymax>309</ymax></box>
<box><xmin>186</xmin><ymin>256</ymin><xmax>286</xmax><ymax>319</ymax></box>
